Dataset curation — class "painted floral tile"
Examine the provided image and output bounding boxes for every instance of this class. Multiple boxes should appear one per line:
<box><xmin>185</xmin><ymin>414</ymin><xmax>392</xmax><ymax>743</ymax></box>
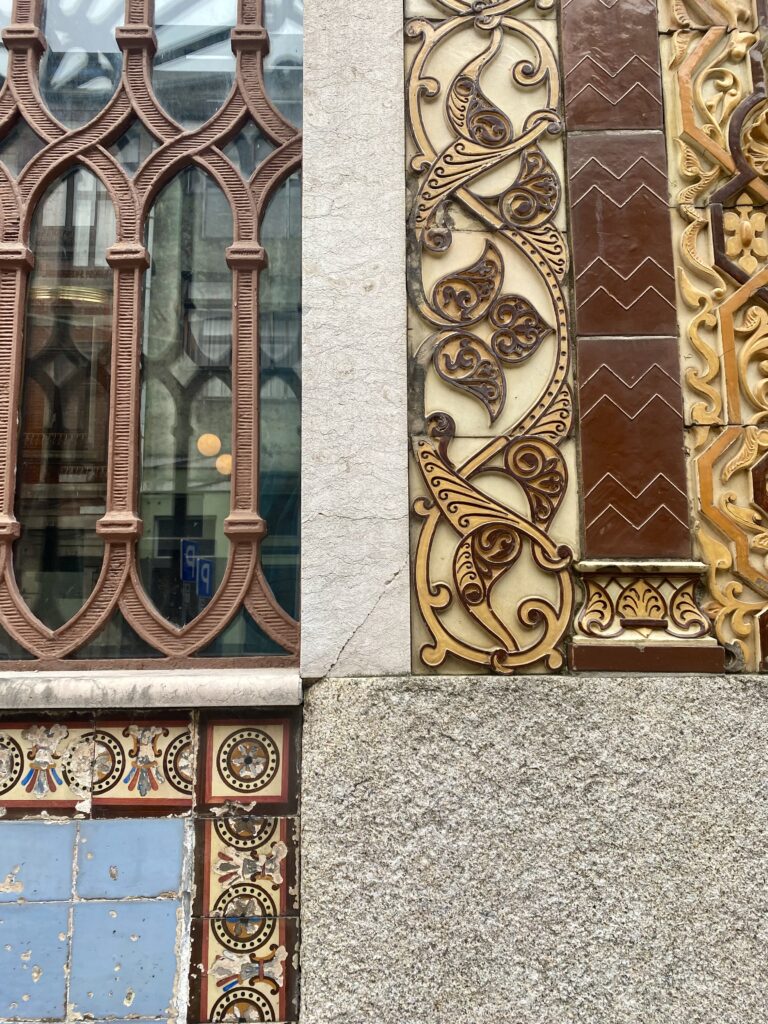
<box><xmin>198</xmin><ymin>713</ymin><xmax>298</xmax><ymax>813</ymax></box>
<box><xmin>189</xmin><ymin>915</ymin><xmax>298</xmax><ymax>1023</ymax></box>
<box><xmin>194</xmin><ymin>816</ymin><xmax>298</xmax><ymax>918</ymax></box>
<box><xmin>90</xmin><ymin>716</ymin><xmax>195</xmax><ymax>813</ymax></box>
<box><xmin>0</xmin><ymin>717</ymin><xmax>95</xmax><ymax>816</ymax></box>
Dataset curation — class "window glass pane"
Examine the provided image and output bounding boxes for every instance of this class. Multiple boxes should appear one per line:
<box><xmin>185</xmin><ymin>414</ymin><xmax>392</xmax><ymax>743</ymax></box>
<box><xmin>40</xmin><ymin>0</ymin><xmax>123</xmax><ymax>128</ymax></box>
<box><xmin>153</xmin><ymin>0</ymin><xmax>237</xmax><ymax>129</ymax></box>
<box><xmin>260</xmin><ymin>171</ymin><xmax>301</xmax><ymax>620</ymax></box>
<box><xmin>15</xmin><ymin>167</ymin><xmax>116</xmax><ymax>629</ymax></box>
<box><xmin>0</xmin><ymin>0</ymin><xmax>13</xmax><ymax>87</ymax></box>
<box><xmin>264</xmin><ymin>0</ymin><xmax>303</xmax><ymax>127</ymax></box>
<box><xmin>0</xmin><ymin>120</ymin><xmax>46</xmax><ymax>177</ymax></box>
<box><xmin>139</xmin><ymin>166</ymin><xmax>233</xmax><ymax>627</ymax></box>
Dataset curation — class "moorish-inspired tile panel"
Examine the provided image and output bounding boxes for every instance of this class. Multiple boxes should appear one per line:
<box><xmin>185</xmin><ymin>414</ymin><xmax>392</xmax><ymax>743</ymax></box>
<box><xmin>562</xmin><ymin>0</ymin><xmax>664</xmax><ymax>130</ymax></box>
<box><xmin>406</xmin><ymin>0</ymin><xmax>578</xmax><ymax>673</ymax></box>
<box><xmin>568</xmin><ymin>131</ymin><xmax>678</xmax><ymax>336</ymax></box>
<box><xmin>0</xmin><ymin>709</ymin><xmax>300</xmax><ymax>1023</ymax></box>
<box><xmin>563</xmin><ymin>0</ymin><xmax>724</xmax><ymax>669</ymax></box>
<box><xmin>662</xmin><ymin>15</ymin><xmax>768</xmax><ymax>668</ymax></box>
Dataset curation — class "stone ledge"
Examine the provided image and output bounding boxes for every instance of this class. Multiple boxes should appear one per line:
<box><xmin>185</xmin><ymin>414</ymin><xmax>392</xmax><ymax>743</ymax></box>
<box><xmin>0</xmin><ymin>668</ymin><xmax>302</xmax><ymax>709</ymax></box>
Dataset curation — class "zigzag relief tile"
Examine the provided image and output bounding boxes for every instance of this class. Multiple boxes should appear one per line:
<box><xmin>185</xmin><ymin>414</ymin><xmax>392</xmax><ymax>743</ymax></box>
<box><xmin>578</xmin><ymin>337</ymin><xmax>692</xmax><ymax>557</ymax></box>
<box><xmin>562</xmin><ymin>0</ymin><xmax>663</xmax><ymax>129</ymax></box>
<box><xmin>569</xmin><ymin>132</ymin><xmax>678</xmax><ymax>336</ymax></box>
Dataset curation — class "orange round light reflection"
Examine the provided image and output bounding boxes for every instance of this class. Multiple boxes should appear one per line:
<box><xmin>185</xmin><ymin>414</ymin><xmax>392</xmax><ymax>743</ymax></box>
<box><xmin>216</xmin><ymin>453</ymin><xmax>233</xmax><ymax>476</ymax></box>
<box><xmin>197</xmin><ymin>433</ymin><xmax>222</xmax><ymax>457</ymax></box>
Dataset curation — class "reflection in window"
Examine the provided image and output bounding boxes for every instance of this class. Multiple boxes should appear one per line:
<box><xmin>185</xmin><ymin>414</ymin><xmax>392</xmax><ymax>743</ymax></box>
<box><xmin>14</xmin><ymin>168</ymin><xmax>116</xmax><ymax>629</ymax></box>
<box><xmin>0</xmin><ymin>0</ymin><xmax>12</xmax><ymax>86</ymax></box>
<box><xmin>153</xmin><ymin>0</ymin><xmax>237</xmax><ymax>129</ymax></box>
<box><xmin>265</xmin><ymin>0</ymin><xmax>303</xmax><ymax>128</ymax></box>
<box><xmin>40</xmin><ymin>0</ymin><xmax>123</xmax><ymax>127</ymax></box>
<box><xmin>139</xmin><ymin>167</ymin><xmax>234</xmax><ymax>628</ymax></box>
<box><xmin>260</xmin><ymin>172</ymin><xmax>301</xmax><ymax>620</ymax></box>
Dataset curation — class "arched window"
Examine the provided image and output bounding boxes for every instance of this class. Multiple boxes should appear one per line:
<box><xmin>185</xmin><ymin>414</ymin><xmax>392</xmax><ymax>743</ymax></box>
<box><xmin>0</xmin><ymin>0</ymin><xmax>302</xmax><ymax>665</ymax></box>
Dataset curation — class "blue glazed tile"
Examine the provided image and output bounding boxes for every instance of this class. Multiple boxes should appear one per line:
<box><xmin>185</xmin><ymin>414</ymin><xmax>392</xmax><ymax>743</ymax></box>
<box><xmin>76</xmin><ymin>819</ymin><xmax>186</xmax><ymax>899</ymax></box>
<box><xmin>70</xmin><ymin>900</ymin><xmax>181</xmax><ymax>1018</ymax></box>
<box><xmin>0</xmin><ymin>821</ymin><xmax>76</xmax><ymax>902</ymax></box>
<box><xmin>0</xmin><ymin>903</ymin><xmax>69</xmax><ymax>1019</ymax></box>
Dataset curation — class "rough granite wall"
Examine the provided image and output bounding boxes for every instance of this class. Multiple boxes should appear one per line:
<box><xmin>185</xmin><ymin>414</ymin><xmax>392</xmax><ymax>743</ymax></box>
<box><xmin>300</xmin><ymin>676</ymin><xmax>768</xmax><ymax>1024</ymax></box>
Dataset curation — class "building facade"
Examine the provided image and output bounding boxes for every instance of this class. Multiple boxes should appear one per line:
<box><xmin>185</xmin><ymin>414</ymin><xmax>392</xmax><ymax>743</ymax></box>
<box><xmin>0</xmin><ymin>0</ymin><xmax>767</xmax><ymax>1021</ymax></box>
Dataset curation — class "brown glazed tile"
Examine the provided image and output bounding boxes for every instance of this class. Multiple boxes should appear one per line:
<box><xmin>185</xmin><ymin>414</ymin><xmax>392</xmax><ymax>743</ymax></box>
<box><xmin>578</xmin><ymin>336</ymin><xmax>691</xmax><ymax>557</ymax></box>
<box><xmin>569</xmin><ymin>131</ymin><xmax>677</xmax><ymax>337</ymax></box>
<box><xmin>569</xmin><ymin>643</ymin><xmax>727</xmax><ymax>672</ymax></box>
<box><xmin>562</xmin><ymin>0</ymin><xmax>663</xmax><ymax>130</ymax></box>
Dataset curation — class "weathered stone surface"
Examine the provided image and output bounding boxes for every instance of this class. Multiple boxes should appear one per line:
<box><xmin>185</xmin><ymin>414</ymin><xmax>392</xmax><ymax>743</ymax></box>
<box><xmin>301</xmin><ymin>3</ymin><xmax>410</xmax><ymax>679</ymax></box>
<box><xmin>0</xmin><ymin>668</ymin><xmax>301</xmax><ymax>708</ymax></box>
<box><xmin>301</xmin><ymin>675</ymin><xmax>768</xmax><ymax>1024</ymax></box>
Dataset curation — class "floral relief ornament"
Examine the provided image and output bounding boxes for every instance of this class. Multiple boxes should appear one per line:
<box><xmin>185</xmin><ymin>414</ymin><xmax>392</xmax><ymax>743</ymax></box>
<box><xmin>723</xmin><ymin>200</ymin><xmax>768</xmax><ymax>275</ymax></box>
<box><xmin>407</xmin><ymin>7</ymin><xmax>574</xmax><ymax>673</ymax></box>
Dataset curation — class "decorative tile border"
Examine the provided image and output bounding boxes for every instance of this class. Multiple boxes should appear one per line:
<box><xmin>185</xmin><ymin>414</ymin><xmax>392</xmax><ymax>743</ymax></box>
<box><xmin>0</xmin><ymin>708</ymin><xmax>301</xmax><ymax>1023</ymax></box>
<box><xmin>405</xmin><ymin>0</ymin><xmax>578</xmax><ymax>675</ymax></box>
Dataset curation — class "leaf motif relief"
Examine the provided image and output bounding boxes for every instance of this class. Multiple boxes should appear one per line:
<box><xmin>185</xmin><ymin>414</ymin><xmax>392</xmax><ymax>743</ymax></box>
<box><xmin>430</xmin><ymin>241</ymin><xmax>503</xmax><ymax>325</ymax></box>
<box><xmin>504</xmin><ymin>438</ymin><xmax>567</xmax><ymax>527</ymax></box>
<box><xmin>433</xmin><ymin>333</ymin><xmax>506</xmax><ymax>422</ymax></box>
<box><xmin>499</xmin><ymin>146</ymin><xmax>560</xmax><ymax>228</ymax></box>
<box><xmin>447</xmin><ymin>30</ymin><xmax>513</xmax><ymax>150</ymax></box>
<box><xmin>490</xmin><ymin>294</ymin><xmax>553</xmax><ymax>364</ymax></box>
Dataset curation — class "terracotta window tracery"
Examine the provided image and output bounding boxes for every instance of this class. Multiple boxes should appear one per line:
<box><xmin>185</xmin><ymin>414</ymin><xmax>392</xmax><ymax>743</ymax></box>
<box><xmin>0</xmin><ymin>0</ymin><xmax>302</xmax><ymax>666</ymax></box>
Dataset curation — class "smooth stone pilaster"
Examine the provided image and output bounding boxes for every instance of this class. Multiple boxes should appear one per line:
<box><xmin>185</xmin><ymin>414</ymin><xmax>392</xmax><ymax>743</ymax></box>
<box><xmin>300</xmin><ymin>1</ymin><xmax>410</xmax><ymax>678</ymax></box>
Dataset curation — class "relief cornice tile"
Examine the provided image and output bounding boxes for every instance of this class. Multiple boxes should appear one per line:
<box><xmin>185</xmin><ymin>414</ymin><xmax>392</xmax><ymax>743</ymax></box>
<box><xmin>405</xmin><ymin>0</ymin><xmax>556</xmax><ymax>18</ymax></box>
<box><xmin>562</xmin><ymin>0</ymin><xmax>664</xmax><ymax>130</ymax></box>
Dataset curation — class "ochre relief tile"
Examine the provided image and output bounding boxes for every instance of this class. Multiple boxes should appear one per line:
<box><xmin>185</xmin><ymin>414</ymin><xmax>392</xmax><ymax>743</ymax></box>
<box><xmin>660</xmin><ymin>29</ymin><xmax>764</xmax><ymax>210</ymax></box>
<box><xmin>194</xmin><ymin>816</ymin><xmax>297</xmax><ymax>918</ymax></box>
<box><xmin>189</xmin><ymin>915</ymin><xmax>298</xmax><ymax>1023</ymax></box>
<box><xmin>562</xmin><ymin>0</ymin><xmax>663</xmax><ymax>130</ymax></box>
<box><xmin>90</xmin><ymin>716</ymin><xmax>194</xmax><ymax>813</ymax></box>
<box><xmin>404</xmin><ymin>0</ymin><xmax>556</xmax><ymax>19</ymax></box>
<box><xmin>657</xmin><ymin>0</ymin><xmax>758</xmax><ymax>31</ymax></box>
<box><xmin>569</xmin><ymin>131</ymin><xmax>678</xmax><ymax>336</ymax></box>
<box><xmin>688</xmin><ymin>423</ymin><xmax>768</xmax><ymax>671</ymax></box>
<box><xmin>578</xmin><ymin>337</ymin><xmax>691</xmax><ymax>557</ymax></box>
<box><xmin>0</xmin><ymin>716</ymin><xmax>95</xmax><ymax>815</ymax></box>
<box><xmin>198</xmin><ymin>714</ymin><xmax>298</xmax><ymax>813</ymax></box>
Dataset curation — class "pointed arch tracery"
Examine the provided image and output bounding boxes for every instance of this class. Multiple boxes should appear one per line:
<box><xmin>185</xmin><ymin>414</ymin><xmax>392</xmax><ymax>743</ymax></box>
<box><xmin>0</xmin><ymin>0</ymin><xmax>301</xmax><ymax>665</ymax></box>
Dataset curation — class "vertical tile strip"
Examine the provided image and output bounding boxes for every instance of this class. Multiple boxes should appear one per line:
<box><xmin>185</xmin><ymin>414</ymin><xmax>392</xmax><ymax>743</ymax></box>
<box><xmin>661</xmin><ymin>1</ymin><xmax>768</xmax><ymax>669</ymax></box>
<box><xmin>406</xmin><ymin>0</ymin><xmax>578</xmax><ymax>675</ymax></box>
<box><xmin>563</xmin><ymin>0</ymin><xmax>725</xmax><ymax>669</ymax></box>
